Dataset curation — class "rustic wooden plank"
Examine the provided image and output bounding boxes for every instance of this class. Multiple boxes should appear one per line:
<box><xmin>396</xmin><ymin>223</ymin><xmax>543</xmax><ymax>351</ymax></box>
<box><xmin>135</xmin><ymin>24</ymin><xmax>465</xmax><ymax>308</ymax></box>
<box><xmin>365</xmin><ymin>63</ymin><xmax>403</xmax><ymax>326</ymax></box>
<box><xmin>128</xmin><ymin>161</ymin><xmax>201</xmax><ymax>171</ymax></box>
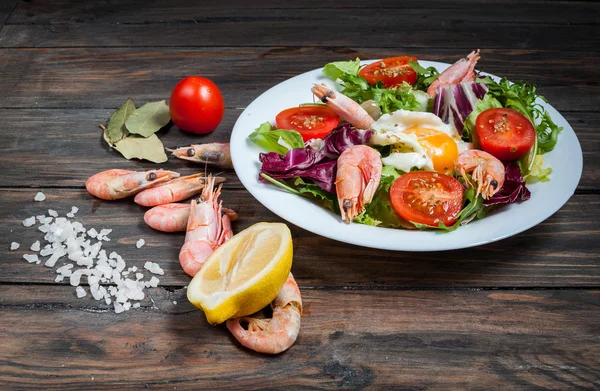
<box><xmin>2</xmin><ymin>189</ymin><xmax>599</xmax><ymax>287</ymax></box>
<box><xmin>0</xmin><ymin>8</ymin><xmax>597</xmax><ymax>49</ymax></box>
<box><xmin>1</xmin><ymin>109</ymin><xmax>596</xmax><ymax>190</ymax></box>
<box><xmin>0</xmin><ymin>285</ymin><xmax>598</xmax><ymax>390</ymax></box>
<box><xmin>0</xmin><ymin>1</ymin><xmax>16</xmax><ymax>31</ymax></box>
<box><xmin>0</xmin><ymin>48</ymin><xmax>597</xmax><ymax>111</ymax></box>
<box><xmin>8</xmin><ymin>0</ymin><xmax>595</xmax><ymax>22</ymax></box>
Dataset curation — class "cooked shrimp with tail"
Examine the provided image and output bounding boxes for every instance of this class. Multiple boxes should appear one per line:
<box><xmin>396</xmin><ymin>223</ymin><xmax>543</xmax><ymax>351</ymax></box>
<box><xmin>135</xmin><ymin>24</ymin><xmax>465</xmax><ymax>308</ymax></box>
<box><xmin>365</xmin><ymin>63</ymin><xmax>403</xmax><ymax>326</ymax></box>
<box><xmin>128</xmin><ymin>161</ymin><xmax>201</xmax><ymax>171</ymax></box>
<box><xmin>227</xmin><ymin>273</ymin><xmax>302</xmax><ymax>355</ymax></box>
<box><xmin>312</xmin><ymin>83</ymin><xmax>375</xmax><ymax>130</ymax></box>
<box><xmin>144</xmin><ymin>203</ymin><xmax>237</xmax><ymax>233</ymax></box>
<box><xmin>85</xmin><ymin>169</ymin><xmax>180</xmax><ymax>200</ymax></box>
<box><xmin>335</xmin><ymin>145</ymin><xmax>382</xmax><ymax>223</ymax></box>
<box><xmin>167</xmin><ymin>143</ymin><xmax>233</xmax><ymax>169</ymax></box>
<box><xmin>179</xmin><ymin>175</ymin><xmax>234</xmax><ymax>277</ymax></box>
<box><xmin>456</xmin><ymin>149</ymin><xmax>505</xmax><ymax>199</ymax></box>
<box><xmin>134</xmin><ymin>173</ymin><xmax>225</xmax><ymax>207</ymax></box>
<box><xmin>427</xmin><ymin>49</ymin><xmax>480</xmax><ymax>96</ymax></box>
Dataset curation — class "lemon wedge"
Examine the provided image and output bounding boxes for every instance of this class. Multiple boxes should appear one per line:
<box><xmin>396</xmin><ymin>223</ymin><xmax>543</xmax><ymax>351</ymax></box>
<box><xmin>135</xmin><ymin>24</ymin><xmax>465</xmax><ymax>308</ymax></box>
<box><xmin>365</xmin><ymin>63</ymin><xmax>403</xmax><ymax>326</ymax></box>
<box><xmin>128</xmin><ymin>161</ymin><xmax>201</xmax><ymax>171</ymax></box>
<box><xmin>187</xmin><ymin>222</ymin><xmax>293</xmax><ymax>325</ymax></box>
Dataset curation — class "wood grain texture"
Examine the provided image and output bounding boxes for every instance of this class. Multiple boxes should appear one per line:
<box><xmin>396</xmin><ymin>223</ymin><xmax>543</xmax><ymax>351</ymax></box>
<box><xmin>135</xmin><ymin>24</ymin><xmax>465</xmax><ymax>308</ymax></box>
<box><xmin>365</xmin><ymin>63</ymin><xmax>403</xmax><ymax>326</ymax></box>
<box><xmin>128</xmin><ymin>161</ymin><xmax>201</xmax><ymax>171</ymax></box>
<box><xmin>2</xmin><ymin>189</ymin><xmax>599</xmax><ymax>287</ymax></box>
<box><xmin>1</xmin><ymin>285</ymin><xmax>598</xmax><ymax>390</ymax></box>
<box><xmin>1</xmin><ymin>3</ymin><xmax>597</xmax><ymax>50</ymax></box>
<box><xmin>0</xmin><ymin>1</ymin><xmax>16</xmax><ymax>30</ymax></box>
<box><xmin>0</xmin><ymin>48</ymin><xmax>596</xmax><ymax>110</ymax></box>
<box><xmin>0</xmin><ymin>109</ymin><xmax>597</xmax><ymax>190</ymax></box>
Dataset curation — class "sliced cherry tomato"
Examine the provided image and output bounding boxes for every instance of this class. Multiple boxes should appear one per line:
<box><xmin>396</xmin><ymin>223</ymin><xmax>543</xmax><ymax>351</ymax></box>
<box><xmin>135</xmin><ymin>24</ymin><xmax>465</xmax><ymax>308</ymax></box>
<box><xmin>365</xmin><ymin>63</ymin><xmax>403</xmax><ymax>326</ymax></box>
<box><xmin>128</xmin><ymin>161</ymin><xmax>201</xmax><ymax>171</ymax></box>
<box><xmin>275</xmin><ymin>106</ymin><xmax>340</xmax><ymax>141</ymax></box>
<box><xmin>358</xmin><ymin>56</ymin><xmax>418</xmax><ymax>88</ymax></box>
<box><xmin>475</xmin><ymin>108</ymin><xmax>536</xmax><ymax>161</ymax></box>
<box><xmin>390</xmin><ymin>172</ymin><xmax>464</xmax><ymax>227</ymax></box>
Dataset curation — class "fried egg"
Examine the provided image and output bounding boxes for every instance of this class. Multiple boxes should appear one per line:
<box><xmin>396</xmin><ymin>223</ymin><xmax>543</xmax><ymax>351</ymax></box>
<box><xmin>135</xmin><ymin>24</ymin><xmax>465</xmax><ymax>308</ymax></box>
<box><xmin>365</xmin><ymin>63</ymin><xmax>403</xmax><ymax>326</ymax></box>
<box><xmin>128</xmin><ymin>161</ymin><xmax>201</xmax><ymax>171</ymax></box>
<box><xmin>369</xmin><ymin>110</ymin><xmax>471</xmax><ymax>174</ymax></box>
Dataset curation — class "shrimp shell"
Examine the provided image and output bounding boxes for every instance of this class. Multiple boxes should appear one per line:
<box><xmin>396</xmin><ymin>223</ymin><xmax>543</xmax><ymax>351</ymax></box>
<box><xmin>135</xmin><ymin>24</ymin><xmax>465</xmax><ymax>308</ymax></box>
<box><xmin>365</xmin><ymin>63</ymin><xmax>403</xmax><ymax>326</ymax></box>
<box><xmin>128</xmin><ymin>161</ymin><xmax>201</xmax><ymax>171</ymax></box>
<box><xmin>134</xmin><ymin>173</ymin><xmax>225</xmax><ymax>207</ymax></box>
<box><xmin>226</xmin><ymin>273</ymin><xmax>302</xmax><ymax>355</ymax></box>
<box><xmin>167</xmin><ymin>142</ymin><xmax>233</xmax><ymax>169</ymax></box>
<box><xmin>85</xmin><ymin>169</ymin><xmax>180</xmax><ymax>200</ymax></box>
<box><xmin>312</xmin><ymin>83</ymin><xmax>375</xmax><ymax>129</ymax></box>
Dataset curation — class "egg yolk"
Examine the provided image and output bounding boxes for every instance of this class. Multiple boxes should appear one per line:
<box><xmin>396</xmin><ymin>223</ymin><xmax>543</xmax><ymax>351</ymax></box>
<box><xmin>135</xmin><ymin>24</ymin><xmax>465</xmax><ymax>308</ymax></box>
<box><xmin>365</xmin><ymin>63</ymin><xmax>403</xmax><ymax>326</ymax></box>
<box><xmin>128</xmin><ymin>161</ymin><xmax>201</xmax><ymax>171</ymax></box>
<box><xmin>405</xmin><ymin>126</ymin><xmax>458</xmax><ymax>174</ymax></box>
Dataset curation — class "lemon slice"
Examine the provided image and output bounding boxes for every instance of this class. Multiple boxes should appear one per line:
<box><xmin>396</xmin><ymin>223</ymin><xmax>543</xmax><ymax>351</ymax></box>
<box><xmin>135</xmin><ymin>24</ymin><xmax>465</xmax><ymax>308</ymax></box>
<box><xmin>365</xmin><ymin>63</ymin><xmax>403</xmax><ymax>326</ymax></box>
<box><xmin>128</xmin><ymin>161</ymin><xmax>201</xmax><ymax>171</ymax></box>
<box><xmin>187</xmin><ymin>222</ymin><xmax>293</xmax><ymax>325</ymax></box>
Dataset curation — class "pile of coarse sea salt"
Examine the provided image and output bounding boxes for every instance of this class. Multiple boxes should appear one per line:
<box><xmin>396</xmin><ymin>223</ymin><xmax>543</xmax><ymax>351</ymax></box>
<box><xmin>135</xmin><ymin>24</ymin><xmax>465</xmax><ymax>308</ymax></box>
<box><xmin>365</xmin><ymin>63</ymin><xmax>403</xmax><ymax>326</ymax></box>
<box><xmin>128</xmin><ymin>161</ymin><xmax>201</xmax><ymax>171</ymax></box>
<box><xmin>11</xmin><ymin>191</ymin><xmax>165</xmax><ymax>314</ymax></box>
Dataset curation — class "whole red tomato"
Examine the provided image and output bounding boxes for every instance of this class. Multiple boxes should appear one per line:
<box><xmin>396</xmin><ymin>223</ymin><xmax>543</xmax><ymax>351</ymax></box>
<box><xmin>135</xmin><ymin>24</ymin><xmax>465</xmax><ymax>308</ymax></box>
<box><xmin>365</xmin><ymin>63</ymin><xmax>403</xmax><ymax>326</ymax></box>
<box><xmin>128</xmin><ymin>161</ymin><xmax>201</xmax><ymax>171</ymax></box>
<box><xmin>169</xmin><ymin>76</ymin><xmax>224</xmax><ymax>134</ymax></box>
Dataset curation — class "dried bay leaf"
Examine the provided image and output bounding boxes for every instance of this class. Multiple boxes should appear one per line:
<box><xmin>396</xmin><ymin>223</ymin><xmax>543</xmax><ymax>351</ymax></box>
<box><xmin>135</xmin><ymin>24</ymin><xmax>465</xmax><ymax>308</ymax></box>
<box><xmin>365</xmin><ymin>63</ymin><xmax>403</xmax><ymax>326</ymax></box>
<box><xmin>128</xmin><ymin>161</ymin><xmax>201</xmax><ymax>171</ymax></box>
<box><xmin>125</xmin><ymin>100</ymin><xmax>171</xmax><ymax>138</ymax></box>
<box><xmin>105</xmin><ymin>98</ymin><xmax>136</xmax><ymax>145</ymax></box>
<box><xmin>112</xmin><ymin>134</ymin><xmax>168</xmax><ymax>163</ymax></box>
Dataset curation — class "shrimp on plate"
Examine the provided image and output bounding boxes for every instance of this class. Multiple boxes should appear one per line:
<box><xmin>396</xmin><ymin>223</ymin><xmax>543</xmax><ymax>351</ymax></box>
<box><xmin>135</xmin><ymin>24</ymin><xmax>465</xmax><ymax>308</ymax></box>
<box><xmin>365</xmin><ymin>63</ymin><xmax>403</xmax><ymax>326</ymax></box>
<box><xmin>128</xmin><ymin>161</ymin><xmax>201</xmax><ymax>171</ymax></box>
<box><xmin>167</xmin><ymin>143</ymin><xmax>233</xmax><ymax>169</ymax></box>
<box><xmin>335</xmin><ymin>145</ymin><xmax>382</xmax><ymax>223</ymax></box>
<box><xmin>427</xmin><ymin>49</ymin><xmax>480</xmax><ymax>96</ymax></box>
<box><xmin>226</xmin><ymin>273</ymin><xmax>302</xmax><ymax>355</ymax></box>
<box><xmin>144</xmin><ymin>203</ymin><xmax>237</xmax><ymax>233</ymax></box>
<box><xmin>312</xmin><ymin>84</ymin><xmax>375</xmax><ymax>130</ymax></box>
<box><xmin>134</xmin><ymin>173</ymin><xmax>225</xmax><ymax>207</ymax></box>
<box><xmin>455</xmin><ymin>149</ymin><xmax>505</xmax><ymax>199</ymax></box>
<box><xmin>85</xmin><ymin>169</ymin><xmax>180</xmax><ymax>200</ymax></box>
<box><xmin>178</xmin><ymin>175</ymin><xmax>235</xmax><ymax>277</ymax></box>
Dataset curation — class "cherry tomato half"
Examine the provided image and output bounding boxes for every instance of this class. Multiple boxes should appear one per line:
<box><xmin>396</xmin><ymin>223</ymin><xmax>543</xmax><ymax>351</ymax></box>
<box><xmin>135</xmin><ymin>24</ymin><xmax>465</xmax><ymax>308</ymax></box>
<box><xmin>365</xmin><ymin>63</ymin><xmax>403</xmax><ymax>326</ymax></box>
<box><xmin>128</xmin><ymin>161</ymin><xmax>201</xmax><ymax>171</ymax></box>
<box><xmin>169</xmin><ymin>76</ymin><xmax>224</xmax><ymax>134</ymax></box>
<box><xmin>275</xmin><ymin>106</ymin><xmax>340</xmax><ymax>142</ymax></box>
<box><xmin>358</xmin><ymin>56</ymin><xmax>418</xmax><ymax>88</ymax></box>
<box><xmin>390</xmin><ymin>171</ymin><xmax>464</xmax><ymax>227</ymax></box>
<box><xmin>475</xmin><ymin>108</ymin><xmax>536</xmax><ymax>161</ymax></box>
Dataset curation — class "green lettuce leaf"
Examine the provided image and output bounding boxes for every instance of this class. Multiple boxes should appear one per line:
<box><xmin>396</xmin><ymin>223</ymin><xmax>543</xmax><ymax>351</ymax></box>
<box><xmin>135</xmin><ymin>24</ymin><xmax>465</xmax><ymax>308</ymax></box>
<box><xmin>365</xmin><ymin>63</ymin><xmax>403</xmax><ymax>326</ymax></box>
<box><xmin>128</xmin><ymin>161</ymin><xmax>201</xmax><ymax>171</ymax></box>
<box><xmin>462</xmin><ymin>94</ymin><xmax>503</xmax><ymax>142</ymax></box>
<box><xmin>322</xmin><ymin>58</ymin><xmax>361</xmax><ymax>81</ymax></box>
<box><xmin>408</xmin><ymin>60</ymin><xmax>440</xmax><ymax>91</ymax></box>
<box><xmin>248</xmin><ymin>122</ymin><xmax>304</xmax><ymax>155</ymax></box>
<box><xmin>523</xmin><ymin>155</ymin><xmax>552</xmax><ymax>183</ymax></box>
<box><xmin>293</xmin><ymin>177</ymin><xmax>339</xmax><ymax>213</ymax></box>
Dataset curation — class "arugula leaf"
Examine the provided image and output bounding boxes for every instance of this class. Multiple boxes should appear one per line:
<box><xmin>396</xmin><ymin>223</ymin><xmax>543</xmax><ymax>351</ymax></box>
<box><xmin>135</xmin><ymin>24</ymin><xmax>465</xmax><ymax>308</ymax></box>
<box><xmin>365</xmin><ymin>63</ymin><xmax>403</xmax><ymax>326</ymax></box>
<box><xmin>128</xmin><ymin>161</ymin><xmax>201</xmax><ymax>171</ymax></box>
<box><xmin>408</xmin><ymin>60</ymin><xmax>440</xmax><ymax>91</ymax></box>
<box><xmin>478</xmin><ymin>76</ymin><xmax>563</xmax><ymax>154</ymax></box>
<box><xmin>248</xmin><ymin>122</ymin><xmax>304</xmax><ymax>155</ymax></box>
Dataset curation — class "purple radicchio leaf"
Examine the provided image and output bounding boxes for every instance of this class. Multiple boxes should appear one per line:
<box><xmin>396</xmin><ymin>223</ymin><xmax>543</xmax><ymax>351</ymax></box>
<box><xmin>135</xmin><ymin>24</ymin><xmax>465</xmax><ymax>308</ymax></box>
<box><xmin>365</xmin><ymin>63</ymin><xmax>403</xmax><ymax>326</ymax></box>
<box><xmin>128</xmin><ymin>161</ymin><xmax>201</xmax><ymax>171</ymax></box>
<box><xmin>433</xmin><ymin>81</ymin><xmax>488</xmax><ymax>135</ymax></box>
<box><xmin>321</xmin><ymin>123</ymin><xmax>374</xmax><ymax>158</ymax></box>
<box><xmin>259</xmin><ymin>148</ymin><xmax>337</xmax><ymax>193</ymax></box>
<box><xmin>483</xmin><ymin>161</ymin><xmax>531</xmax><ymax>206</ymax></box>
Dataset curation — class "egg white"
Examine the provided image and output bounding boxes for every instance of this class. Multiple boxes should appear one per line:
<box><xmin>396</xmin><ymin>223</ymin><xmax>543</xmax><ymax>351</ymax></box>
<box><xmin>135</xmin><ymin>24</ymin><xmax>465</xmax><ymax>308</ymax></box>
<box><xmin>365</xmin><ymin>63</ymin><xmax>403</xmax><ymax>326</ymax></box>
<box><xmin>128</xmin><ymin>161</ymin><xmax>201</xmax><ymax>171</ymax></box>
<box><xmin>369</xmin><ymin>109</ymin><xmax>469</xmax><ymax>172</ymax></box>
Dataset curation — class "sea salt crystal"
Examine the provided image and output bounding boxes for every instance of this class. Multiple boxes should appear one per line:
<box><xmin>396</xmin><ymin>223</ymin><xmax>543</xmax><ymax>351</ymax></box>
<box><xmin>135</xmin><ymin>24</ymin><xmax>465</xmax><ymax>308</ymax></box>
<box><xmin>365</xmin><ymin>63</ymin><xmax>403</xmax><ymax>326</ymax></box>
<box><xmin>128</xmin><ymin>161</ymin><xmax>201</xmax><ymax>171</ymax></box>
<box><xmin>10</xmin><ymin>242</ymin><xmax>19</xmax><ymax>250</ymax></box>
<box><xmin>66</xmin><ymin>206</ymin><xmax>79</xmax><ymax>218</ymax></box>
<box><xmin>55</xmin><ymin>275</ymin><xmax>64</xmax><ymax>283</ymax></box>
<box><xmin>172</xmin><ymin>301</ymin><xmax>177</xmax><ymax>305</ymax></box>
<box><xmin>30</xmin><ymin>241</ymin><xmax>41</xmax><ymax>252</ymax></box>
<box><xmin>136</xmin><ymin>239</ymin><xmax>145</xmax><ymax>248</ymax></box>
<box><xmin>133</xmin><ymin>303</ymin><xmax>141</xmax><ymax>309</ymax></box>
<box><xmin>76</xmin><ymin>286</ymin><xmax>87</xmax><ymax>298</ymax></box>
<box><xmin>23</xmin><ymin>217</ymin><xmax>36</xmax><ymax>227</ymax></box>
<box><xmin>48</xmin><ymin>209</ymin><xmax>58</xmax><ymax>217</ymax></box>
<box><xmin>144</xmin><ymin>262</ymin><xmax>164</xmax><ymax>275</ymax></box>
<box><xmin>123</xmin><ymin>302</ymin><xmax>132</xmax><ymax>311</ymax></box>
<box><xmin>148</xmin><ymin>276</ymin><xmax>160</xmax><ymax>288</ymax></box>
<box><xmin>34</xmin><ymin>192</ymin><xmax>46</xmax><ymax>201</ymax></box>
<box><xmin>135</xmin><ymin>273</ymin><xmax>143</xmax><ymax>280</ymax></box>
<box><xmin>87</xmin><ymin>228</ymin><xmax>98</xmax><ymax>238</ymax></box>
<box><xmin>23</xmin><ymin>254</ymin><xmax>39</xmax><ymax>263</ymax></box>
<box><xmin>114</xmin><ymin>302</ymin><xmax>125</xmax><ymax>314</ymax></box>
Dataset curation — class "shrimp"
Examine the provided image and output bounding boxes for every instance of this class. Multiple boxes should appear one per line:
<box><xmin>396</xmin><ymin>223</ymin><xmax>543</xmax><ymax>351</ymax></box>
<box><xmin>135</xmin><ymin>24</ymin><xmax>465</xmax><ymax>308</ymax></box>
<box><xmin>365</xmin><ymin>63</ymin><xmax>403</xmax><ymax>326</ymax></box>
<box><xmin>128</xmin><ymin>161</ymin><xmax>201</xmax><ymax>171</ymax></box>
<box><xmin>178</xmin><ymin>176</ymin><xmax>234</xmax><ymax>277</ymax></box>
<box><xmin>85</xmin><ymin>169</ymin><xmax>180</xmax><ymax>200</ymax></box>
<box><xmin>166</xmin><ymin>143</ymin><xmax>233</xmax><ymax>169</ymax></box>
<box><xmin>134</xmin><ymin>173</ymin><xmax>225</xmax><ymax>207</ymax></box>
<box><xmin>335</xmin><ymin>145</ymin><xmax>382</xmax><ymax>223</ymax></box>
<box><xmin>427</xmin><ymin>50</ymin><xmax>480</xmax><ymax>96</ymax></box>
<box><xmin>312</xmin><ymin>83</ymin><xmax>375</xmax><ymax>129</ymax></box>
<box><xmin>226</xmin><ymin>273</ymin><xmax>302</xmax><ymax>355</ymax></box>
<box><xmin>455</xmin><ymin>149</ymin><xmax>505</xmax><ymax>199</ymax></box>
<box><xmin>144</xmin><ymin>203</ymin><xmax>238</xmax><ymax>233</ymax></box>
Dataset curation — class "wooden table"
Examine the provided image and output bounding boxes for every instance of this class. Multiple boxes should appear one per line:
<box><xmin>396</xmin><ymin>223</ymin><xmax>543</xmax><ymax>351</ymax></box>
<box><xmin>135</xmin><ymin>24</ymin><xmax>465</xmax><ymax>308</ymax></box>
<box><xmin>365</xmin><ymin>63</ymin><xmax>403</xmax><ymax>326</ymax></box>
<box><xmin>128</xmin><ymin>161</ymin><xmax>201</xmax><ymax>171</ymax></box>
<box><xmin>1</xmin><ymin>1</ymin><xmax>598</xmax><ymax>389</ymax></box>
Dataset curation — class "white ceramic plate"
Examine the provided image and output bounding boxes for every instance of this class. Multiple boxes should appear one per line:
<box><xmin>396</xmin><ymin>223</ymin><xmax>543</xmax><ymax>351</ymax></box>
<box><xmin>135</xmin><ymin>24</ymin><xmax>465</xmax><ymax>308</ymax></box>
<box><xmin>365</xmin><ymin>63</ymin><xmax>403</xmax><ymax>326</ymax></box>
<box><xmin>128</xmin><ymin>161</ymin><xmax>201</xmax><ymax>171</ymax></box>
<box><xmin>230</xmin><ymin>60</ymin><xmax>583</xmax><ymax>251</ymax></box>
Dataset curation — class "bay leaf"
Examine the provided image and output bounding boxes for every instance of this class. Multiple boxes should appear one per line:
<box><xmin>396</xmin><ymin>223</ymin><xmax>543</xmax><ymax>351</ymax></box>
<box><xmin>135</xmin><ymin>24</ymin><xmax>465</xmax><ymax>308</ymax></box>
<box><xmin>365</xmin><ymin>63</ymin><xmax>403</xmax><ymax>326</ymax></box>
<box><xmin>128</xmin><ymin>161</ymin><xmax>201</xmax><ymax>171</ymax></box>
<box><xmin>105</xmin><ymin>98</ymin><xmax>136</xmax><ymax>145</ymax></box>
<box><xmin>112</xmin><ymin>133</ymin><xmax>168</xmax><ymax>163</ymax></box>
<box><xmin>125</xmin><ymin>100</ymin><xmax>171</xmax><ymax>138</ymax></box>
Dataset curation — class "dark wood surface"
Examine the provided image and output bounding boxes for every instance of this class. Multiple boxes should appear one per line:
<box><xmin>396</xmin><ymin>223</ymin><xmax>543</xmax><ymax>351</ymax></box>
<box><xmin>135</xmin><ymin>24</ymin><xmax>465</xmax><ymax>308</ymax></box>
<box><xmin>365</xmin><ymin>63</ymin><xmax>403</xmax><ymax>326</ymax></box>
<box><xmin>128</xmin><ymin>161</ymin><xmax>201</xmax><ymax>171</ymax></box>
<box><xmin>1</xmin><ymin>1</ymin><xmax>598</xmax><ymax>389</ymax></box>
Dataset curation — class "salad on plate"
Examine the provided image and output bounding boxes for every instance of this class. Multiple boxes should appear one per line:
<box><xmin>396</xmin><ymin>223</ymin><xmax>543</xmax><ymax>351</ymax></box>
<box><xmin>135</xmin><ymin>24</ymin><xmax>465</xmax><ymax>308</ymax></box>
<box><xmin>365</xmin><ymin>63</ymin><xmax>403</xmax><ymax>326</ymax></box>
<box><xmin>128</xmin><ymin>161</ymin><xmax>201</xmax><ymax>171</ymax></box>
<box><xmin>247</xmin><ymin>50</ymin><xmax>563</xmax><ymax>231</ymax></box>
